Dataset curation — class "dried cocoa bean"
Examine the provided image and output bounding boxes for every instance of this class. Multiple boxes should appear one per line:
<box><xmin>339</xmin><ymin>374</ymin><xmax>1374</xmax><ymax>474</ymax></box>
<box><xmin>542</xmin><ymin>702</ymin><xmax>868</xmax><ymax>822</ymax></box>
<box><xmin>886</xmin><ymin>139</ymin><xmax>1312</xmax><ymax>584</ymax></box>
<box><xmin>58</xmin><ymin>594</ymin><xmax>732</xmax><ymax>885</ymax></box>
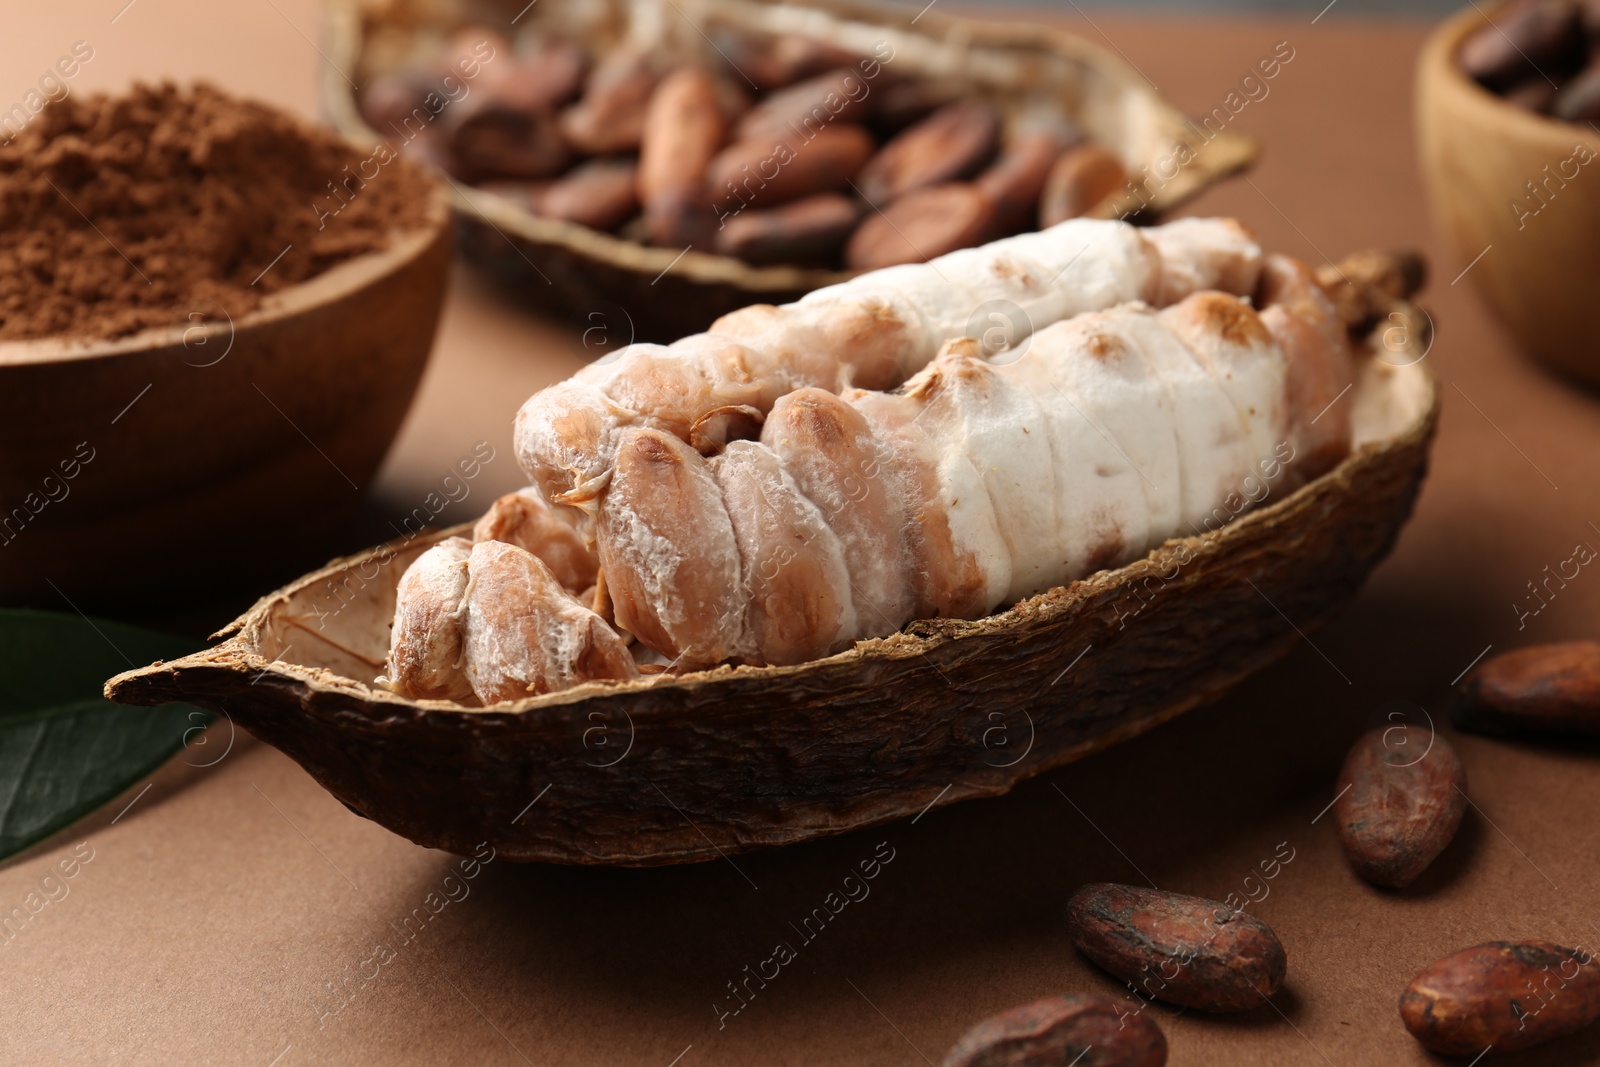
<box><xmin>639</xmin><ymin>68</ymin><xmax>728</xmax><ymax>246</ymax></box>
<box><xmin>492</xmin><ymin>38</ymin><xmax>587</xmax><ymax>111</ymax></box>
<box><xmin>1505</xmin><ymin>76</ymin><xmax>1562</xmax><ymax>113</ymax></box>
<box><xmin>1460</xmin><ymin>0</ymin><xmax>1583</xmax><ymax>88</ymax></box>
<box><xmin>1039</xmin><ymin>143</ymin><xmax>1128</xmax><ymax>227</ymax></box>
<box><xmin>716</xmin><ymin>32</ymin><xmax>863</xmax><ymax>91</ymax></box>
<box><xmin>534</xmin><ymin>159</ymin><xmax>639</xmax><ymax>231</ymax></box>
<box><xmin>1064</xmin><ymin>883</ymin><xmax>1286</xmax><ymax>1013</ymax></box>
<box><xmin>559</xmin><ymin>49</ymin><xmax>659</xmax><ymax>154</ymax></box>
<box><xmin>844</xmin><ymin>183</ymin><xmax>996</xmax><ymax>270</ymax></box>
<box><xmin>716</xmin><ymin>192</ymin><xmax>860</xmax><ymax>265</ymax></box>
<box><xmin>1400</xmin><ymin>941</ymin><xmax>1600</xmax><ymax>1055</ymax></box>
<box><xmin>940</xmin><ymin>994</ymin><xmax>1167</xmax><ymax>1067</ymax></box>
<box><xmin>977</xmin><ymin>130</ymin><xmax>1074</xmax><ymax>237</ymax></box>
<box><xmin>855</xmin><ymin>102</ymin><xmax>1000</xmax><ymax>205</ymax></box>
<box><xmin>709</xmin><ymin>124</ymin><xmax>876</xmax><ymax>215</ymax></box>
<box><xmin>358</xmin><ymin>68</ymin><xmax>437</xmax><ymax>134</ymax></box>
<box><xmin>1554</xmin><ymin>61</ymin><xmax>1600</xmax><ymax>121</ymax></box>
<box><xmin>870</xmin><ymin>80</ymin><xmax>959</xmax><ymax>136</ymax></box>
<box><xmin>1333</xmin><ymin>724</ymin><xmax>1467</xmax><ymax>888</ymax></box>
<box><xmin>447</xmin><ymin>103</ymin><xmax>569</xmax><ymax>181</ymax></box>
<box><xmin>736</xmin><ymin>68</ymin><xmax>876</xmax><ymax>144</ymax></box>
<box><xmin>1455</xmin><ymin>640</ymin><xmax>1600</xmax><ymax>735</ymax></box>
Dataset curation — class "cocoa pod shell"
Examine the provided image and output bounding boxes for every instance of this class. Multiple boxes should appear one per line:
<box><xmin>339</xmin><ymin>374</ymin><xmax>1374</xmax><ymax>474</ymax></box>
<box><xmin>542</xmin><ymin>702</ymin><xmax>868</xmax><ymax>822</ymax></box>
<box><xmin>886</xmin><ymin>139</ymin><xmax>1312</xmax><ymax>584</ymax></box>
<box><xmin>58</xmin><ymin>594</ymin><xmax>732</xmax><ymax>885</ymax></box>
<box><xmin>638</xmin><ymin>67</ymin><xmax>728</xmax><ymax>218</ymax></box>
<box><xmin>559</xmin><ymin>49</ymin><xmax>659</xmax><ymax>155</ymax></box>
<box><xmin>1333</xmin><ymin>724</ymin><xmax>1467</xmax><ymax>888</ymax></box>
<box><xmin>940</xmin><ymin>994</ymin><xmax>1167</xmax><ymax>1067</ymax></box>
<box><xmin>1065</xmin><ymin>883</ymin><xmax>1287</xmax><ymax>1013</ymax></box>
<box><xmin>1400</xmin><ymin>941</ymin><xmax>1600</xmax><ymax>1055</ymax></box>
<box><xmin>1455</xmin><ymin>640</ymin><xmax>1600</xmax><ymax>736</ymax></box>
<box><xmin>534</xmin><ymin>159</ymin><xmax>640</xmax><ymax>232</ymax></box>
<box><xmin>708</xmin><ymin>125</ymin><xmax>875</xmax><ymax>214</ymax></box>
<box><xmin>844</xmin><ymin>183</ymin><xmax>996</xmax><ymax>270</ymax></box>
<box><xmin>1039</xmin><ymin>143</ymin><xmax>1128</xmax><ymax>227</ymax></box>
<box><xmin>736</xmin><ymin>67</ymin><xmax>876</xmax><ymax>144</ymax></box>
<box><xmin>855</xmin><ymin>102</ymin><xmax>1000</xmax><ymax>205</ymax></box>
<box><xmin>1460</xmin><ymin>0</ymin><xmax>1583</xmax><ymax>88</ymax></box>
<box><xmin>715</xmin><ymin>192</ymin><xmax>860</xmax><ymax>266</ymax></box>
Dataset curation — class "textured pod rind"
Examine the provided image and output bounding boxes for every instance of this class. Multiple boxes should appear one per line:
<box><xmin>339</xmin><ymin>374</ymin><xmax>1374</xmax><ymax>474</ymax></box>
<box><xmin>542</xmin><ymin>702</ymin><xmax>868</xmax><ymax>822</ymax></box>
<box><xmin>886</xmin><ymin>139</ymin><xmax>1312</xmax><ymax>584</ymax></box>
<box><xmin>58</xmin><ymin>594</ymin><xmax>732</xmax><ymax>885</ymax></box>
<box><xmin>940</xmin><ymin>994</ymin><xmax>1166</xmax><ymax>1067</ymax></box>
<box><xmin>1399</xmin><ymin>941</ymin><xmax>1600</xmax><ymax>1055</ymax></box>
<box><xmin>1454</xmin><ymin>641</ymin><xmax>1600</xmax><ymax>736</ymax></box>
<box><xmin>1333</xmin><ymin>725</ymin><xmax>1468</xmax><ymax>888</ymax></box>
<box><xmin>1064</xmin><ymin>883</ymin><xmax>1287</xmax><ymax>1012</ymax></box>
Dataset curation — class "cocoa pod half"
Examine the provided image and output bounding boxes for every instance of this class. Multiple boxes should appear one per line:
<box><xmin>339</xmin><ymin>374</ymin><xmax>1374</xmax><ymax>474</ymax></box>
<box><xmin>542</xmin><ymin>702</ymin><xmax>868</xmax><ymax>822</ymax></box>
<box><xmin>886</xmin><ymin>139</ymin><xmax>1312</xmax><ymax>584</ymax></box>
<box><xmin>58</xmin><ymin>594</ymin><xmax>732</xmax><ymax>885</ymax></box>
<box><xmin>1400</xmin><ymin>941</ymin><xmax>1600</xmax><ymax>1055</ymax></box>
<box><xmin>1065</xmin><ymin>883</ymin><xmax>1286</xmax><ymax>1013</ymax></box>
<box><xmin>1460</xmin><ymin>0</ymin><xmax>1583</xmax><ymax>88</ymax></box>
<box><xmin>940</xmin><ymin>994</ymin><xmax>1167</xmax><ymax>1067</ymax></box>
<box><xmin>844</xmin><ymin>183</ymin><xmax>996</xmax><ymax>270</ymax></box>
<box><xmin>736</xmin><ymin>67</ymin><xmax>876</xmax><ymax>144</ymax></box>
<box><xmin>709</xmin><ymin>124</ymin><xmax>876</xmax><ymax>215</ymax></box>
<box><xmin>1455</xmin><ymin>640</ymin><xmax>1600</xmax><ymax>736</ymax></box>
<box><xmin>534</xmin><ymin>158</ymin><xmax>640</xmax><ymax>231</ymax></box>
<box><xmin>1333</xmin><ymin>724</ymin><xmax>1467</xmax><ymax>889</ymax></box>
<box><xmin>1039</xmin><ymin>143</ymin><xmax>1128</xmax><ymax>227</ymax></box>
<box><xmin>559</xmin><ymin>49</ymin><xmax>660</xmax><ymax>155</ymax></box>
<box><xmin>716</xmin><ymin>192</ymin><xmax>860</xmax><ymax>266</ymax></box>
<box><xmin>855</xmin><ymin>102</ymin><xmax>1000</xmax><ymax>205</ymax></box>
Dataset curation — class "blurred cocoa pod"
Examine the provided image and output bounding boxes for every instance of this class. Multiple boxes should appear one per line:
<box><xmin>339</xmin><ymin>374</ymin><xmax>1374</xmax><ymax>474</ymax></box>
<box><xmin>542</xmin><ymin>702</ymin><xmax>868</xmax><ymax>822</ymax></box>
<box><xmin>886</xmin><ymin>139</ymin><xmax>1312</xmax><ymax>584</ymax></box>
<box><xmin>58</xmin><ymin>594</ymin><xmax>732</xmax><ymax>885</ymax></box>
<box><xmin>1039</xmin><ymin>143</ymin><xmax>1127</xmax><ymax>226</ymax></box>
<box><xmin>559</xmin><ymin>49</ymin><xmax>660</xmax><ymax>154</ymax></box>
<box><xmin>716</xmin><ymin>192</ymin><xmax>861</xmax><ymax>265</ymax></box>
<box><xmin>737</xmin><ymin>68</ymin><xmax>876</xmax><ymax>144</ymax></box>
<box><xmin>1400</xmin><ymin>941</ymin><xmax>1600</xmax><ymax>1055</ymax></box>
<box><xmin>845</xmin><ymin>183</ymin><xmax>997</xmax><ymax>269</ymax></box>
<box><xmin>709</xmin><ymin>124</ymin><xmax>875</xmax><ymax>215</ymax></box>
<box><xmin>1455</xmin><ymin>640</ymin><xmax>1600</xmax><ymax>735</ymax></box>
<box><xmin>855</xmin><ymin>102</ymin><xmax>1000</xmax><ymax>205</ymax></box>
<box><xmin>940</xmin><ymin>994</ymin><xmax>1167</xmax><ymax>1067</ymax></box>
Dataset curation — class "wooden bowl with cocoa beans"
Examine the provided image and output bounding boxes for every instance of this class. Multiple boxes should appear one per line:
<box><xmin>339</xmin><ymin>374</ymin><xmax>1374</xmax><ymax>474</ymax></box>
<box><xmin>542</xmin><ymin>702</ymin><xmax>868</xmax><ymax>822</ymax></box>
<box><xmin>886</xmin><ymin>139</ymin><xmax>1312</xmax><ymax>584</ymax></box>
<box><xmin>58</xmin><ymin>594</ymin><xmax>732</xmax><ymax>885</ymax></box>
<box><xmin>324</xmin><ymin>0</ymin><xmax>1258</xmax><ymax>342</ymax></box>
<box><xmin>1418</xmin><ymin>0</ymin><xmax>1600</xmax><ymax>384</ymax></box>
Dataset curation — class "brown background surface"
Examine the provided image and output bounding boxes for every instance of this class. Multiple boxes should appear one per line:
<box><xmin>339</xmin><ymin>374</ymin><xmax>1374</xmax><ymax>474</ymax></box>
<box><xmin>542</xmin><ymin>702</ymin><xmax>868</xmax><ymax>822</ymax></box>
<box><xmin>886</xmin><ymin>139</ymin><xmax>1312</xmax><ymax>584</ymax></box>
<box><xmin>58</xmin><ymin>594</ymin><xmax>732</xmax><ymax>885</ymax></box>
<box><xmin>6</xmin><ymin>2</ymin><xmax>1600</xmax><ymax>1064</ymax></box>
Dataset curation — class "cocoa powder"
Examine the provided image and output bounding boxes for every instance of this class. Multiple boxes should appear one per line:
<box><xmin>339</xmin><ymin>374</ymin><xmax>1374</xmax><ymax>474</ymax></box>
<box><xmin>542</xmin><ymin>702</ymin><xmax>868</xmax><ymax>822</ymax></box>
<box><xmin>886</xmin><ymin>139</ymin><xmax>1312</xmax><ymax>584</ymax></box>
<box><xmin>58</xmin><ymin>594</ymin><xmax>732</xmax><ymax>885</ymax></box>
<box><xmin>0</xmin><ymin>82</ymin><xmax>433</xmax><ymax>342</ymax></box>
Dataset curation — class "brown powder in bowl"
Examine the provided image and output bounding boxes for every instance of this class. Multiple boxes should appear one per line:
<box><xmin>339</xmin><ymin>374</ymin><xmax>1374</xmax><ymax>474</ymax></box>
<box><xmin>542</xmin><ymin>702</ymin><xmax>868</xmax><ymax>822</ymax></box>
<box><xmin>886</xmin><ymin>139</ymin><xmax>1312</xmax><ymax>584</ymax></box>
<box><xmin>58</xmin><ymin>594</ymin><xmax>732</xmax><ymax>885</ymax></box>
<box><xmin>0</xmin><ymin>81</ymin><xmax>436</xmax><ymax>342</ymax></box>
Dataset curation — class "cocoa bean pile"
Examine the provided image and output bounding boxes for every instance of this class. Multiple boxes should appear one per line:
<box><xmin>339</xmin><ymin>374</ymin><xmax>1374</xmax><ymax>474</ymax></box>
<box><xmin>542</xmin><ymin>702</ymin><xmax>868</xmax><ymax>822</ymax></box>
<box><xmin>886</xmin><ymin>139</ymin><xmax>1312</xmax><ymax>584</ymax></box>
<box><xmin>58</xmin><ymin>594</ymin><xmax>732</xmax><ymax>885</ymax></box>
<box><xmin>359</xmin><ymin>26</ymin><xmax>1128</xmax><ymax>271</ymax></box>
<box><xmin>937</xmin><ymin>640</ymin><xmax>1600</xmax><ymax>1064</ymax></box>
<box><xmin>1460</xmin><ymin>0</ymin><xmax>1600</xmax><ymax>121</ymax></box>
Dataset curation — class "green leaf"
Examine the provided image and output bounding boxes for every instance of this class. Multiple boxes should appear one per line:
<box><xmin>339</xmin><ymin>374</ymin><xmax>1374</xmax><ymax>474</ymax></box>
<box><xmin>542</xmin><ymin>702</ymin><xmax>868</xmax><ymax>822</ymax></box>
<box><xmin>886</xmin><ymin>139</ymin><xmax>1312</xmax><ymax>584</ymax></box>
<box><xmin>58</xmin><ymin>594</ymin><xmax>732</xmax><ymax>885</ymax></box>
<box><xmin>0</xmin><ymin>608</ymin><xmax>209</xmax><ymax>860</ymax></box>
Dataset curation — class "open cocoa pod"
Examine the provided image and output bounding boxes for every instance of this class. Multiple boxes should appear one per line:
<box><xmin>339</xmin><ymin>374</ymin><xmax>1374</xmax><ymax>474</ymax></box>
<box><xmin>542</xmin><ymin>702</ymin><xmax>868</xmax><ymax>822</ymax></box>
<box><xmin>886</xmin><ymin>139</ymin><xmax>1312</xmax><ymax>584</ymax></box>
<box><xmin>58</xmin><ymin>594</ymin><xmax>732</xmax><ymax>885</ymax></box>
<box><xmin>106</xmin><ymin>252</ymin><xmax>1437</xmax><ymax>867</ymax></box>
<box><xmin>326</xmin><ymin>0</ymin><xmax>1258</xmax><ymax>341</ymax></box>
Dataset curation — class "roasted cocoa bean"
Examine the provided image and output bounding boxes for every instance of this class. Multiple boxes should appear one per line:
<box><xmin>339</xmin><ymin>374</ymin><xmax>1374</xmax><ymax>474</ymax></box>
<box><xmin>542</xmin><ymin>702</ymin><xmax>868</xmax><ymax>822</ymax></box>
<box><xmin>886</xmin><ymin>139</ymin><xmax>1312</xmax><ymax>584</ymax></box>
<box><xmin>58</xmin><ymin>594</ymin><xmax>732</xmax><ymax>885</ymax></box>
<box><xmin>559</xmin><ymin>49</ymin><xmax>659</xmax><ymax>154</ymax></box>
<box><xmin>1456</xmin><ymin>640</ymin><xmax>1600</xmax><ymax>735</ymax></box>
<box><xmin>1039</xmin><ymin>143</ymin><xmax>1128</xmax><ymax>227</ymax></box>
<box><xmin>493</xmin><ymin>38</ymin><xmax>587</xmax><ymax>111</ymax></box>
<box><xmin>1333</xmin><ymin>724</ymin><xmax>1467</xmax><ymax>888</ymax></box>
<box><xmin>716</xmin><ymin>192</ymin><xmax>860</xmax><ymax>265</ymax></box>
<box><xmin>870</xmin><ymin>79</ymin><xmax>959</xmax><ymax>136</ymax></box>
<box><xmin>447</xmin><ymin>103</ymin><xmax>569</xmax><ymax>181</ymax></box>
<box><xmin>534</xmin><ymin>159</ymin><xmax>640</xmax><ymax>231</ymax></box>
<box><xmin>1400</xmin><ymin>941</ymin><xmax>1600</xmax><ymax>1055</ymax></box>
<box><xmin>639</xmin><ymin>68</ymin><xmax>728</xmax><ymax>246</ymax></box>
<box><xmin>1505</xmin><ymin>75</ymin><xmax>1562</xmax><ymax>112</ymax></box>
<box><xmin>940</xmin><ymin>994</ymin><xmax>1167</xmax><ymax>1067</ymax></box>
<box><xmin>855</xmin><ymin>102</ymin><xmax>1000</xmax><ymax>205</ymax></box>
<box><xmin>1460</xmin><ymin>0</ymin><xmax>1583</xmax><ymax>88</ymax></box>
<box><xmin>977</xmin><ymin>130</ymin><xmax>1074</xmax><ymax>237</ymax></box>
<box><xmin>1064</xmin><ymin>883</ymin><xmax>1287</xmax><ymax>1013</ymax></box>
<box><xmin>709</xmin><ymin>124</ymin><xmax>875</xmax><ymax>216</ymax></box>
<box><xmin>845</xmin><ymin>183</ymin><xmax>995</xmax><ymax>269</ymax></box>
<box><xmin>358</xmin><ymin>68</ymin><xmax>438</xmax><ymax>134</ymax></box>
<box><xmin>736</xmin><ymin>67</ymin><xmax>877</xmax><ymax>144</ymax></box>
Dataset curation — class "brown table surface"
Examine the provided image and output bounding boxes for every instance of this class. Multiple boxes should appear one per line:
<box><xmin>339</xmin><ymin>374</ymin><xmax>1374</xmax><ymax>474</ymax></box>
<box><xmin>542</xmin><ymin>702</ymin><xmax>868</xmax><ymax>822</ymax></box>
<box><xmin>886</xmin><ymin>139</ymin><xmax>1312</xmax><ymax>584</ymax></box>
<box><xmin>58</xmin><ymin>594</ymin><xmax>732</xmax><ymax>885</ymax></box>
<box><xmin>7</xmin><ymin>4</ymin><xmax>1600</xmax><ymax>1065</ymax></box>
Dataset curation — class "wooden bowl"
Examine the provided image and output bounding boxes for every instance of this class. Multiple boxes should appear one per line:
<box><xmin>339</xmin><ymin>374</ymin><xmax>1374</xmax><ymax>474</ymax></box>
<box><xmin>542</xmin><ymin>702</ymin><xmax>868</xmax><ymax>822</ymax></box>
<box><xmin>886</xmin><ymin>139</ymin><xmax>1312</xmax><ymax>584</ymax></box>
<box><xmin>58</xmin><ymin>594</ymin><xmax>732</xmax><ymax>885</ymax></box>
<box><xmin>325</xmin><ymin>0</ymin><xmax>1258</xmax><ymax>343</ymax></box>
<box><xmin>106</xmin><ymin>275</ymin><xmax>1438</xmax><ymax>866</ymax></box>
<box><xmin>0</xmin><ymin>187</ymin><xmax>452</xmax><ymax>608</ymax></box>
<box><xmin>1417</xmin><ymin>3</ymin><xmax>1600</xmax><ymax>384</ymax></box>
